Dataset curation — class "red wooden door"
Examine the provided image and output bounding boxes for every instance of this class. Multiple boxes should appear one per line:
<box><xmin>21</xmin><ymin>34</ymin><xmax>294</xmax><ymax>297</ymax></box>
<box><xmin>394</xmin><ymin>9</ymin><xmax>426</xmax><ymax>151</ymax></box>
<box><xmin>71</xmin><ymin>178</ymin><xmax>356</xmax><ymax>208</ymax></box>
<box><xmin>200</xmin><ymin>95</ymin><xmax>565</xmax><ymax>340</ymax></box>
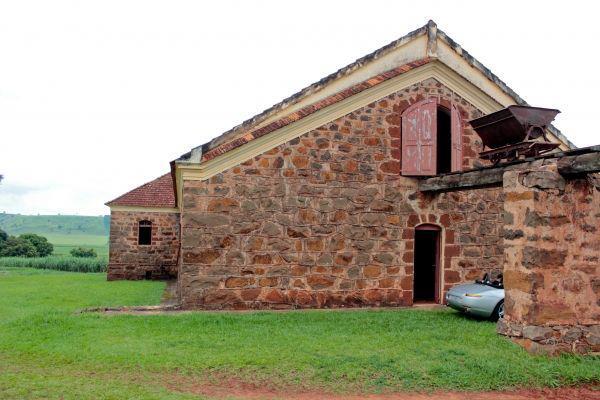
<box><xmin>451</xmin><ymin>104</ymin><xmax>463</xmax><ymax>172</ymax></box>
<box><xmin>401</xmin><ymin>99</ymin><xmax>437</xmax><ymax>176</ymax></box>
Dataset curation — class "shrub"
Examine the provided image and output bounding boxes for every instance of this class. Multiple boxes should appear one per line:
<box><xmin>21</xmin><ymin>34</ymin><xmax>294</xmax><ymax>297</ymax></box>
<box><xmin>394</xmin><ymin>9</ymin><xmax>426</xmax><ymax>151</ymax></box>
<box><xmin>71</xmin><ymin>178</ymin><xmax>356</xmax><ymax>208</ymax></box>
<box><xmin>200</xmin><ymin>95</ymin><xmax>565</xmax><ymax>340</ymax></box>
<box><xmin>0</xmin><ymin>256</ymin><xmax>107</xmax><ymax>272</ymax></box>
<box><xmin>0</xmin><ymin>236</ymin><xmax>38</xmax><ymax>257</ymax></box>
<box><xmin>0</xmin><ymin>229</ymin><xmax>7</xmax><ymax>254</ymax></box>
<box><xmin>70</xmin><ymin>247</ymin><xmax>98</xmax><ymax>258</ymax></box>
<box><xmin>19</xmin><ymin>233</ymin><xmax>53</xmax><ymax>257</ymax></box>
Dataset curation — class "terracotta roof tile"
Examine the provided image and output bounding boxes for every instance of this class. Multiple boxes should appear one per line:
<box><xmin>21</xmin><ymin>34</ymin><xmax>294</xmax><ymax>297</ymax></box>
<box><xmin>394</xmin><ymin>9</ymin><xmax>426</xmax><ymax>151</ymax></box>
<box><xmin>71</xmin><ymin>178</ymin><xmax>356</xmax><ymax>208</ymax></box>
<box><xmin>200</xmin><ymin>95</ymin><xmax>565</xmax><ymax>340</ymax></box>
<box><xmin>176</xmin><ymin>20</ymin><xmax>573</xmax><ymax>162</ymax></box>
<box><xmin>106</xmin><ymin>173</ymin><xmax>176</xmax><ymax>208</ymax></box>
<box><xmin>177</xmin><ymin>23</ymin><xmax>432</xmax><ymax>160</ymax></box>
<box><xmin>201</xmin><ymin>58</ymin><xmax>432</xmax><ymax>162</ymax></box>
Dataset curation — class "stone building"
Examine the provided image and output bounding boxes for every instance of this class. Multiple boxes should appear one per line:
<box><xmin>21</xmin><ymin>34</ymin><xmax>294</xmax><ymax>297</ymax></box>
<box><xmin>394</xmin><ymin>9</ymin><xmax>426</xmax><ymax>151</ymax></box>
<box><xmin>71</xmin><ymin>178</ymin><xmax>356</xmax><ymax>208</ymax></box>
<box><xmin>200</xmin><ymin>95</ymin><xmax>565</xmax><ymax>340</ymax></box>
<box><xmin>106</xmin><ymin>21</ymin><xmax>599</xmax><ymax>352</ymax></box>
<box><xmin>497</xmin><ymin>163</ymin><xmax>599</xmax><ymax>354</ymax></box>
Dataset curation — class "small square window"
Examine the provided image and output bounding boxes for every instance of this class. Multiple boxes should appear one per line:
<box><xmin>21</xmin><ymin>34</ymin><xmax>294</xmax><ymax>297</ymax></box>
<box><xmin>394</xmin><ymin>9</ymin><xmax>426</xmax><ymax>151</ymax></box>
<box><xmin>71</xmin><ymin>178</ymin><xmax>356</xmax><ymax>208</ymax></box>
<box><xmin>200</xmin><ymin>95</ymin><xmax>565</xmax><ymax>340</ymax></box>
<box><xmin>138</xmin><ymin>220</ymin><xmax>152</xmax><ymax>245</ymax></box>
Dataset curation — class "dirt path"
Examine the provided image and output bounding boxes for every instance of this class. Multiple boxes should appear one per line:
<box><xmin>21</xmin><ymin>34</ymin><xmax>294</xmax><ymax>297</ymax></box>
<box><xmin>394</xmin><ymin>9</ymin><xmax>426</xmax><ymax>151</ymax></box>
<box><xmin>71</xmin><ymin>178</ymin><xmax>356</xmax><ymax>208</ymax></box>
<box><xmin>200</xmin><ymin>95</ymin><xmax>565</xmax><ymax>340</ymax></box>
<box><xmin>164</xmin><ymin>378</ymin><xmax>599</xmax><ymax>400</ymax></box>
<box><xmin>160</xmin><ymin>279</ymin><xmax>179</xmax><ymax>306</ymax></box>
<box><xmin>90</xmin><ymin>302</ymin><xmax>448</xmax><ymax>316</ymax></box>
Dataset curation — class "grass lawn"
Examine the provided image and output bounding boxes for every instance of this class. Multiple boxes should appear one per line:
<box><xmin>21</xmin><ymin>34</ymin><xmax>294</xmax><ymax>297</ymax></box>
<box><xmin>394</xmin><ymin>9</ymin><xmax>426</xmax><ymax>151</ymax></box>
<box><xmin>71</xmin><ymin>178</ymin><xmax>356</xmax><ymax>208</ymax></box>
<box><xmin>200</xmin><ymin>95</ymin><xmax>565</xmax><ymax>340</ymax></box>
<box><xmin>0</xmin><ymin>268</ymin><xmax>598</xmax><ymax>399</ymax></box>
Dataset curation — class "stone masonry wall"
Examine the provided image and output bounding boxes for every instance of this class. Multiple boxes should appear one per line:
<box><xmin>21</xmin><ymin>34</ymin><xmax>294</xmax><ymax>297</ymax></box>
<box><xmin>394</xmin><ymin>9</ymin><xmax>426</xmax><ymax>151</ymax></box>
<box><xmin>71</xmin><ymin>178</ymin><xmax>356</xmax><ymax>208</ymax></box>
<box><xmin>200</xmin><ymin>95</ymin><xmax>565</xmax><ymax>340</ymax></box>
<box><xmin>498</xmin><ymin>164</ymin><xmax>600</xmax><ymax>354</ymax></box>
<box><xmin>107</xmin><ymin>210</ymin><xmax>180</xmax><ymax>280</ymax></box>
<box><xmin>420</xmin><ymin>188</ymin><xmax>505</xmax><ymax>294</ymax></box>
<box><xmin>178</xmin><ymin>78</ymin><xmax>504</xmax><ymax>309</ymax></box>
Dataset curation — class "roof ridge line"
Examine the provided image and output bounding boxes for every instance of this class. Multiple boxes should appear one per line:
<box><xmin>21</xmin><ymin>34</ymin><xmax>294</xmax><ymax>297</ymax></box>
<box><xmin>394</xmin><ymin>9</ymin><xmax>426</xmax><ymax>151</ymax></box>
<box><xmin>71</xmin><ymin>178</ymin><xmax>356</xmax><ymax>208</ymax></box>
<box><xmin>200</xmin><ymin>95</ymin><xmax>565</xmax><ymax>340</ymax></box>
<box><xmin>199</xmin><ymin>58</ymin><xmax>433</xmax><ymax>162</ymax></box>
<box><xmin>178</xmin><ymin>21</ymin><xmax>432</xmax><ymax>161</ymax></box>
<box><xmin>177</xmin><ymin>19</ymin><xmax>575</xmax><ymax>164</ymax></box>
<box><xmin>433</xmin><ymin>27</ymin><xmax>574</xmax><ymax>148</ymax></box>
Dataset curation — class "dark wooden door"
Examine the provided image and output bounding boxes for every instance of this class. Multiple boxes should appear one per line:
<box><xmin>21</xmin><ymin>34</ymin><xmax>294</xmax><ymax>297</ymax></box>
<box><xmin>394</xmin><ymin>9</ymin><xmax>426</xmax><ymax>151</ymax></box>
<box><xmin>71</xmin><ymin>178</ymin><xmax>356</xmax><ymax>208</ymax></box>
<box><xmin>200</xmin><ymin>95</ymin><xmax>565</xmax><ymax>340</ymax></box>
<box><xmin>413</xmin><ymin>224</ymin><xmax>440</xmax><ymax>303</ymax></box>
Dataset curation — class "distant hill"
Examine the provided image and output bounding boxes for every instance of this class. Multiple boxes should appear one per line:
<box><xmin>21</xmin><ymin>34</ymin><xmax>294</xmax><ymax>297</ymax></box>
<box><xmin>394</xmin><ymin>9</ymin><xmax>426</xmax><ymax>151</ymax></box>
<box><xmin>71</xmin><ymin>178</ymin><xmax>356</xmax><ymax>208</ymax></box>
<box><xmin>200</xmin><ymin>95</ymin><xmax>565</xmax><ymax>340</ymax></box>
<box><xmin>0</xmin><ymin>213</ymin><xmax>110</xmax><ymax>236</ymax></box>
<box><xmin>0</xmin><ymin>213</ymin><xmax>110</xmax><ymax>257</ymax></box>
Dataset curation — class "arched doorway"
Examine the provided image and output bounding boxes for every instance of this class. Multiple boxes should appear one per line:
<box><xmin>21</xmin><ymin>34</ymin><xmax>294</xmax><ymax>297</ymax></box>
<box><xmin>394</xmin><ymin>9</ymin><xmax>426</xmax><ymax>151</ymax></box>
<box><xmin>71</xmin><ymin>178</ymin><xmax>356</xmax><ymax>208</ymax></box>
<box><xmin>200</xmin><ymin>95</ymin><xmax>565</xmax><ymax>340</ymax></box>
<box><xmin>414</xmin><ymin>224</ymin><xmax>441</xmax><ymax>303</ymax></box>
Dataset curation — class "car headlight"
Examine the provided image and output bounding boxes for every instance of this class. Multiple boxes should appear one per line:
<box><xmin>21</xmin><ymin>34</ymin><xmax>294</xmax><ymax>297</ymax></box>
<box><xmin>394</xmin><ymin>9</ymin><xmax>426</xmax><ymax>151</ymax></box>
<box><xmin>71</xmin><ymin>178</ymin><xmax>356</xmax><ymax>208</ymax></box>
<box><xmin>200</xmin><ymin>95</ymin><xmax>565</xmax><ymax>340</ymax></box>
<box><xmin>464</xmin><ymin>293</ymin><xmax>483</xmax><ymax>297</ymax></box>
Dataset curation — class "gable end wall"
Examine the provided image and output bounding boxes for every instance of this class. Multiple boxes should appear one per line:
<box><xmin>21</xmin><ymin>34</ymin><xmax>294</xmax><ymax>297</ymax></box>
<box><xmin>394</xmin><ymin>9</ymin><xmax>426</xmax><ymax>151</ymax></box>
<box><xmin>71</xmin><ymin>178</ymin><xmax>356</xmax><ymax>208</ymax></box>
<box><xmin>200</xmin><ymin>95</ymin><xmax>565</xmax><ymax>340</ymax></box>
<box><xmin>177</xmin><ymin>79</ymin><xmax>505</xmax><ymax>309</ymax></box>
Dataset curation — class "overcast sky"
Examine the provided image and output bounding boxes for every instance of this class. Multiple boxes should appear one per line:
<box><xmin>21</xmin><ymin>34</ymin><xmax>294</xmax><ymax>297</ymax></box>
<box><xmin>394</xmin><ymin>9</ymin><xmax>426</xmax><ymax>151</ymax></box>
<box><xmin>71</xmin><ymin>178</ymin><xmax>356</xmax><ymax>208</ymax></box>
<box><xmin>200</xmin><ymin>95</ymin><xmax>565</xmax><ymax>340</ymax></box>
<box><xmin>1</xmin><ymin>1</ymin><xmax>598</xmax><ymax>216</ymax></box>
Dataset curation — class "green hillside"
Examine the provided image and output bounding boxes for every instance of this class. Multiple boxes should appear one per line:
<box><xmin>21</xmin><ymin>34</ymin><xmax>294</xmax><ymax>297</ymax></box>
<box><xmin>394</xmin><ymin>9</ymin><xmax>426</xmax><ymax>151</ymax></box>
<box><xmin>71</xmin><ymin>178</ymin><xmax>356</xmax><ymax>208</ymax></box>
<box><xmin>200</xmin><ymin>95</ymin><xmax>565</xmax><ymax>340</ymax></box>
<box><xmin>0</xmin><ymin>214</ymin><xmax>110</xmax><ymax>257</ymax></box>
<box><xmin>0</xmin><ymin>213</ymin><xmax>109</xmax><ymax>236</ymax></box>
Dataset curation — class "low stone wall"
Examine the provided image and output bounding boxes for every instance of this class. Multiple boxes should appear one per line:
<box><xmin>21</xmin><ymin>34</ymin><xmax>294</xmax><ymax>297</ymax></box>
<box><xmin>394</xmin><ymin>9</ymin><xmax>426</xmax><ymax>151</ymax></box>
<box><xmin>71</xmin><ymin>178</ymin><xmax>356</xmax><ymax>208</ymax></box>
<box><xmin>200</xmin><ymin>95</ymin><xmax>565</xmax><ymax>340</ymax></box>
<box><xmin>499</xmin><ymin>164</ymin><xmax>600</xmax><ymax>354</ymax></box>
<box><xmin>498</xmin><ymin>320</ymin><xmax>599</xmax><ymax>354</ymax></box>
<box><xmin>107</xmin><ymin>210</ymin><xmax>180</xmax><ymax>280</ymax></box>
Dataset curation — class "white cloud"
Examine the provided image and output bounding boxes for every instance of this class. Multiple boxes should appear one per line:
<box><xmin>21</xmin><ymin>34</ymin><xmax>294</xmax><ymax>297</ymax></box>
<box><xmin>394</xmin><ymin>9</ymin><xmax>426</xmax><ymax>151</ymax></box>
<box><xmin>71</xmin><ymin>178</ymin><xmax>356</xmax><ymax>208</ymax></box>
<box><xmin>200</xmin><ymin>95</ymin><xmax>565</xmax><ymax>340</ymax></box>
<box><xmin>1</xmin><ymin>0</ymin><xmax>598</xmax><ymax>215</ymax></box>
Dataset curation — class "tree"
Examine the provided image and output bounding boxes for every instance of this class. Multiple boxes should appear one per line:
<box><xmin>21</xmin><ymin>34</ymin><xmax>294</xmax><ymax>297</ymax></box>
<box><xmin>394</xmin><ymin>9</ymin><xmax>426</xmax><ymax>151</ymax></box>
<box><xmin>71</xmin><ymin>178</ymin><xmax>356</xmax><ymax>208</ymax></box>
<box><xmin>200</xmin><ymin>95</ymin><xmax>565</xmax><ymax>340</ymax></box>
<box><xmin>70</xmin><ymin>247</ymin><xmax>97</xmax><ymax>258</ymax></box>
<box><xmin>0</xmin><ymin>229</ymin><xmax>8</xmax><ymax>255</ymax></box>
<box><xmin>0</xmin><ymin>236</ymin><xmax>38</xmax><ymax>257</ymax></box>
<box><xmin>19</xmin><ymin>233</ymin><xmax>53</xmax><ymax>257</ymax></box>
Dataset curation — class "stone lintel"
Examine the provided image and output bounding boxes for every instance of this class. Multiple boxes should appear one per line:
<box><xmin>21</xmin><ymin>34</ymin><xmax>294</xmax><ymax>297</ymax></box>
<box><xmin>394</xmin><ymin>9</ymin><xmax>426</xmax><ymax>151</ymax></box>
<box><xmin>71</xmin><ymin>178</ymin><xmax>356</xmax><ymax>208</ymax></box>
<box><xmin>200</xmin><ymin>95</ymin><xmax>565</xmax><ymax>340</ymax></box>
<box><xmin>419</xmin><ymin>146</ymin><xmax>600</xmax><ymax>192</ymax></box>
<box><xmin>557</xmin><ymin>151</ymin><xmax>600</xmax><ymax>175</ymax></box>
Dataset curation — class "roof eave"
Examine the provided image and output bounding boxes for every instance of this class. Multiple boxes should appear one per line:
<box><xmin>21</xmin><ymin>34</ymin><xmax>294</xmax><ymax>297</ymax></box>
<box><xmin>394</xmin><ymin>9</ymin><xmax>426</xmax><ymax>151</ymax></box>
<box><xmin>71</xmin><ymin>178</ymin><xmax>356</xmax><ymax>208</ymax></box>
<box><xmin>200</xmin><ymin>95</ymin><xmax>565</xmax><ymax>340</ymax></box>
<box><xmin>179</xmin><ymin>20</ymin><xmax>575</xmax><ymax>163</ymax></box>
<box><xmin>105</xmin><ymin>173</ymin><xmax>176</xmax><ymax>209</ymax></box>
<box><xmin>177</xmin><ymin>22</ymin><xmax>431</xmax><ymax>162</ymax></box>
<box><xmin>435</xmin><ymin>28</ymin><xmax>575</xmax><ymax>149</ymax></box>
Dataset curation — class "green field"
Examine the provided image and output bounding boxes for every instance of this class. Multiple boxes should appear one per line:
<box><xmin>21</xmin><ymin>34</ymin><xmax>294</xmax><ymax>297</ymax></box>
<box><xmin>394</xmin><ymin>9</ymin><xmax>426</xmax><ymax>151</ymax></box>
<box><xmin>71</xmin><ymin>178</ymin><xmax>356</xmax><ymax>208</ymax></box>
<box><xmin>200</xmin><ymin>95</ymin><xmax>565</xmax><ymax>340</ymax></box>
<box><xmin>0</xmin><ymin>213</ymin><xmax>109</xmax><ymax>257</ymax></box>
<box><xmin>0</xmin><ymin>256</ymin><xmax>107</xmax><ymax>272</ymax></box>
<box><xmin>43</xmin><ymin>233</ymin><xmax>108</xmax><ymax>257</ymax></box>
<box><xmin>0</xmin><ymin>268</ymin><xmax>597</xmax><ymax>399</ymax></box>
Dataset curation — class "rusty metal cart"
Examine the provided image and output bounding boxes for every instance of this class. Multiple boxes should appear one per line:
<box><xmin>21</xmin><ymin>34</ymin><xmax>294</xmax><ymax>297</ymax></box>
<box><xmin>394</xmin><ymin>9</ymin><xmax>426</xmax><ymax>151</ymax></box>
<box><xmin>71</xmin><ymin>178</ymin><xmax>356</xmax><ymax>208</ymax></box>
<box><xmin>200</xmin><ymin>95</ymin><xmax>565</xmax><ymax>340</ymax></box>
<box><xmin>469</xmin><ymin>106</ymin><xmax>561</xmax><ymax>165</ymax></box>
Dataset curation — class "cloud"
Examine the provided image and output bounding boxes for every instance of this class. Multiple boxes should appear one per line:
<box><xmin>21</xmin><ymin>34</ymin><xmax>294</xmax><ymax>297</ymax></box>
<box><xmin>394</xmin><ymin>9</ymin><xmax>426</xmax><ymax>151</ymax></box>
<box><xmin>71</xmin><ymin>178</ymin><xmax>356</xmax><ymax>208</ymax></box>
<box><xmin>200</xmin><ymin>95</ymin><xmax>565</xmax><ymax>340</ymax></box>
<box><xmin>1</xmin><ymin>1</ymin><xmax>598</xmax><ymax>215</ymax></box>
<box><xmin>0</xmin><ymin>181</ymin><xmax>106</xmax><ymax>215</ymax></box>
<box><xmin>0</xmin><ymin>182</ymin><xmax>48</xmax><ymax>196</ymax></box>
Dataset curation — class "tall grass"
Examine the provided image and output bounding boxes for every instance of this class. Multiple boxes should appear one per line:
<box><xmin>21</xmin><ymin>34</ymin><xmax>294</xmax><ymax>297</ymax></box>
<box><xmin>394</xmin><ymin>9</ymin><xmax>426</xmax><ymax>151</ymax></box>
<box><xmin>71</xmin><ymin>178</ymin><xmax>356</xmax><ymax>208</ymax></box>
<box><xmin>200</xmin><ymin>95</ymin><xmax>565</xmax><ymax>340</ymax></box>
<box><xmin>0</xmin><ymin>256</ymin><xmax>107</xmax><ymax>273</ymax></box>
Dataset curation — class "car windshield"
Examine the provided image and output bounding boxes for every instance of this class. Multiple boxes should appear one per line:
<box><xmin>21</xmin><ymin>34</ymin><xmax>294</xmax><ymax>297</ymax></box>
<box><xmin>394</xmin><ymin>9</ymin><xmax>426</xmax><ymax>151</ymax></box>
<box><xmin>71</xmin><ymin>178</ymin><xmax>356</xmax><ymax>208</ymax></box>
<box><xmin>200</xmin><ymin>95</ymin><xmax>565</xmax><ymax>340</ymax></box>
<box><xmin>475</xmin><ymin>273</ymin><xmax>503</xmax><ymax>289</ymax></box>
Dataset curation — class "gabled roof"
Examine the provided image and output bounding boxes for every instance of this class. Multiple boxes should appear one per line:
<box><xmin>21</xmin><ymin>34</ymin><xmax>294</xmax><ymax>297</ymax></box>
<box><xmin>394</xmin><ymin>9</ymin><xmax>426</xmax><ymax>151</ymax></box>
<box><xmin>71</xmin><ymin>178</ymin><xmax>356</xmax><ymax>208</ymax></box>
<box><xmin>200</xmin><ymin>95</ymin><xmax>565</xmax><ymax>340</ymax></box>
<box><xmin>106</xmin><ymin>173</ymin><xmax>176</xmax><ymax>208</ymax></box>
<box><xmin>201</xmin><ymin>58</ymin><xmax>432</xmax><ymax>162</ymax></box>
<box><xmin>176</xmin><ymin>20</ymin><xmax>574</xmax><ymax>165</ymax></box>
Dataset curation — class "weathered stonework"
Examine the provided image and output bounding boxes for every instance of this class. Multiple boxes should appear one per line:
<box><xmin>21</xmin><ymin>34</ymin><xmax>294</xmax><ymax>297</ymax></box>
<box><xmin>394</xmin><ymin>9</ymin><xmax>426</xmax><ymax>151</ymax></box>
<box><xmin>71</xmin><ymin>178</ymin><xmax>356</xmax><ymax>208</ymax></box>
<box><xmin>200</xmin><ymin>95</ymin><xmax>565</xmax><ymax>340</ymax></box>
<box><xmin>499</xmin><ymin>165</ymin><xmax>600</xmax><ymax>354</ymax></box>
<box><xmin>107</xmin><ymin>211</ymin><xmax>180</xmax><ymax>280</ymax></box>
<box><xmin>177</xmin><ymin>79</ymin><xmax>504</xmax><ymax>309</ymax></box>
<box><xmin>498</xmin><ymin>319</ymin><xmax>600</xmax><ymax>355</ymax></box>
<box><xmin>104</xmin><ymin>23</ymin><xmax>599</xmax><ymax>355</ymax></box>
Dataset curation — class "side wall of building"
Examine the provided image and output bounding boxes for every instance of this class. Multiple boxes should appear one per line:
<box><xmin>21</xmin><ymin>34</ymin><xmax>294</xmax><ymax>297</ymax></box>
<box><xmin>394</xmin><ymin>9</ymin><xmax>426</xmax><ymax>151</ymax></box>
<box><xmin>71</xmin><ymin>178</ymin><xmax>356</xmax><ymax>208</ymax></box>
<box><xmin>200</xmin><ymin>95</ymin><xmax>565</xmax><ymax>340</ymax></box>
<box><xmin>499</xmin><ymin>165</ymin><xmax>600</xmax><ymax>354</ymax></box>
<box><xmin>107</xmin><ymin>210</ymin><xmax>180</xmax><ymax>280</ymax></box>
<box><xmin>177</xmin><ymin>79</ymin><xmax>505</xmax><ymax>309</ymax></box>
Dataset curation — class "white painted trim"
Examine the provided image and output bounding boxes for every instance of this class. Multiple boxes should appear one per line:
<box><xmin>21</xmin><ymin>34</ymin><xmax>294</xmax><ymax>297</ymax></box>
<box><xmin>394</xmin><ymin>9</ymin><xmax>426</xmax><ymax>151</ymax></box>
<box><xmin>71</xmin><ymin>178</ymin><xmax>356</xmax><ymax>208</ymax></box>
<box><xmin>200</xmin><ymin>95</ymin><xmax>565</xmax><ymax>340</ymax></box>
<box><xmin>187</xmin><ymin>25</ymin><xmax>572</xmax><ymax>169</ymax></box>
<box><xmin>436</xmin><ymin>40</ymin><xmax>516</xmax><ymax>107</ymax></box>
<box><xmin>174</xmin><ymin>60</ymin><xmax>570</xmax><ymax>207</ymax></box>
<box><xmin>110</xmin><ymin>205</ymin><xmax>179</xmax><ymax>213</ymax></box>
<box><xmin>175</xmin><ymin>61</ymin><xmax>505</xmax><ymax>201</ymax></box>
<box><xmin>243</xmin><ymin>34</ymin><xmax>517</xmax><ymax>135</ymax></box>
<box><xmin>176</xmin><ymin>167</ymin><xmax>184</xmax><ymax>212</ymax></box>
<box><xmin>253</xmin><ymin>35</ymin><xmax>429</xmax><ymax>130</ymax></box>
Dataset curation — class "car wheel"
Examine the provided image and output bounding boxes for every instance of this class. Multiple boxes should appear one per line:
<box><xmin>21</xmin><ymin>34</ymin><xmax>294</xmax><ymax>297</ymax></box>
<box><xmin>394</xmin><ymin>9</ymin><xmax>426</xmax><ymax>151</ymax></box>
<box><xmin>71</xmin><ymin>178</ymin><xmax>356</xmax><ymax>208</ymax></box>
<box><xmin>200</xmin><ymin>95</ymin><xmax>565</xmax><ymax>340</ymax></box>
<box><xmin>491</xmin><ymin>300</ymin><xmax>504</xmax><ymax>321</ymax></box>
